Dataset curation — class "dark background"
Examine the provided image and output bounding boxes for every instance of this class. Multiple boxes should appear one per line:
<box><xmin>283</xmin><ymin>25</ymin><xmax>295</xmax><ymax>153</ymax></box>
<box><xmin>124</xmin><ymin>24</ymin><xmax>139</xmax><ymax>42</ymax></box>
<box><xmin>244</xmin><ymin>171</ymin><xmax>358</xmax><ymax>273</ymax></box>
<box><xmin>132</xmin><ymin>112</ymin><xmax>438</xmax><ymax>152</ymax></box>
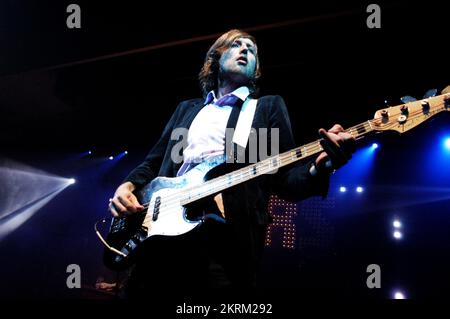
<box><xmin>0</xmin><ymin>0</ymin><xmax>449</xmax><ymax>302</ymax></box>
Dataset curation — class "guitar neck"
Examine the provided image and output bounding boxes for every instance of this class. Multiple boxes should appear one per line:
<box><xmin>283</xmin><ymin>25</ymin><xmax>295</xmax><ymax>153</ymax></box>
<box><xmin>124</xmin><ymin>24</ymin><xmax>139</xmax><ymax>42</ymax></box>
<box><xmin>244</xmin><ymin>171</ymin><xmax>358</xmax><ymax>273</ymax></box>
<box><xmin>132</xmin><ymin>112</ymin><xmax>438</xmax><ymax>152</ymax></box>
<box><xmin>180</xmin><ymin>120</ymin><xmax>375</xmax><ymax>205</ymax></box>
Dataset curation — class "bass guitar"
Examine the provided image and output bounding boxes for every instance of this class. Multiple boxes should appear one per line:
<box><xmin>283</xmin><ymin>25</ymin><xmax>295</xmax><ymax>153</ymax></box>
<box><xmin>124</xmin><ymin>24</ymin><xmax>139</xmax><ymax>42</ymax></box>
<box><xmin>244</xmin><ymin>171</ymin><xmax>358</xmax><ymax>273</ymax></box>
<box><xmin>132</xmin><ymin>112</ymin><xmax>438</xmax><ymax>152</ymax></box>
<box><xmin>97</xmin><ymin>88</ymin><xmax>450</xmax><ymax>270</ymax></box>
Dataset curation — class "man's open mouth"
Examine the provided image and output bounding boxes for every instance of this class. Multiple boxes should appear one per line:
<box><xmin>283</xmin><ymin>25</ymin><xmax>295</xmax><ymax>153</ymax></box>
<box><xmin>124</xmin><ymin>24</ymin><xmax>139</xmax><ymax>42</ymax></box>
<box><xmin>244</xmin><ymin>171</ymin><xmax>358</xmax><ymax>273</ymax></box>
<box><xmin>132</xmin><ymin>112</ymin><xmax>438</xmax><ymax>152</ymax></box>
<box><xmin>236</xmin><ymin>56</ymin><xmax>248</xmax><ymax>65</ymax></box>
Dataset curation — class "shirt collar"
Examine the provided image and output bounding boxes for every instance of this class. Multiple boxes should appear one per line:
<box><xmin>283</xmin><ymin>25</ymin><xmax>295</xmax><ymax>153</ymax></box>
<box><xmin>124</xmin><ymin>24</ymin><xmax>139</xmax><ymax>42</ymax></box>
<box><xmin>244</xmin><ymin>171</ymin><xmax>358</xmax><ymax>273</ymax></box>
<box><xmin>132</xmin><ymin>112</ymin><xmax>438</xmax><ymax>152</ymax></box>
<box><xmin>204</xmin><ymin>86</ymin><xmax>250</xmax><ymax>106</ymax></box>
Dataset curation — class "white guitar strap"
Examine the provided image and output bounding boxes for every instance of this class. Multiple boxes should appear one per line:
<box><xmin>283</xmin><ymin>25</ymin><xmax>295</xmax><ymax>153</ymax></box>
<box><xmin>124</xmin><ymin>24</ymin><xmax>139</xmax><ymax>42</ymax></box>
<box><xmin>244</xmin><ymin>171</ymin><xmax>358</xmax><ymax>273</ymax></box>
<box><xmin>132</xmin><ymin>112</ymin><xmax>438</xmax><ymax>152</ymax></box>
<box><xmin>232</xmin><ymin>98</ymin><xmax>258</xmax><ymax>149</ymax></box>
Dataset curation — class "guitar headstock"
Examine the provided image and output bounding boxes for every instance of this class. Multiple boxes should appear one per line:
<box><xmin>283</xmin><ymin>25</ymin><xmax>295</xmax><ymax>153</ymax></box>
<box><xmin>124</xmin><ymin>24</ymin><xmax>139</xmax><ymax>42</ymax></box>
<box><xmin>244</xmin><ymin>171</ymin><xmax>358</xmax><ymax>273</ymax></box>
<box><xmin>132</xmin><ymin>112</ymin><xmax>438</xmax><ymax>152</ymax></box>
<box><xmin>372</xmin><ymin>86</ymin><xmax>450</xmax><ymax>134</ymax></box>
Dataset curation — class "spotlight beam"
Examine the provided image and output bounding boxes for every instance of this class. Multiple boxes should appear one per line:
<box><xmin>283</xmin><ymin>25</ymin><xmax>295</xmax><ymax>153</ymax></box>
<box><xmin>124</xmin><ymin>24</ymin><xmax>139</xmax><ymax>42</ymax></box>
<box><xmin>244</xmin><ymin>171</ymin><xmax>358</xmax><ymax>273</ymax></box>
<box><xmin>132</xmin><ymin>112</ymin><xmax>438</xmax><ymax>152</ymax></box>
<box><xmin>0</xmin><ymin>184</ymin><xmax>70</xmax><ymax>222</ymax></box>
<box><xmin>0</xmin><ymin>185</ymin><xmax>69</xmax><ymax>241</ymax></box>
<box><xmin>0</xmin><ymin>165</ymin><xmax>75</xmax><ymax>222</ymax></box>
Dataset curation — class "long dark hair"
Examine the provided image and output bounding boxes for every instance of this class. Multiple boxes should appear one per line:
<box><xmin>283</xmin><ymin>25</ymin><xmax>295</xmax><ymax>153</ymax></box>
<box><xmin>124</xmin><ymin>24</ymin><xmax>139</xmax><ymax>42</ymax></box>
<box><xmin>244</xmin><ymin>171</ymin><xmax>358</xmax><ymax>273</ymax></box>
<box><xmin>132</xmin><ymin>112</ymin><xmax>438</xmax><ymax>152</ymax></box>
<box><xmin>199</xmin><ymin>29</ymin><xmax>261</xmax><ymax>97</ymax></box>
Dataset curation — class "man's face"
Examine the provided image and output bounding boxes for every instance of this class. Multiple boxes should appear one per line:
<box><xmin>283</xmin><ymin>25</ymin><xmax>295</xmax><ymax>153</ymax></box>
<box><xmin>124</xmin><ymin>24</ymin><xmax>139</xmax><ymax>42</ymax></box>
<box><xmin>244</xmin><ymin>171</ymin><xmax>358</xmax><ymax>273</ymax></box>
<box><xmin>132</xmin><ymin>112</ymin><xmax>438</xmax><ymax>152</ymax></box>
<box><xmin>218</xmin><ymin>37</ymin><xmax>257</xmax><ymax>84</ymax></box>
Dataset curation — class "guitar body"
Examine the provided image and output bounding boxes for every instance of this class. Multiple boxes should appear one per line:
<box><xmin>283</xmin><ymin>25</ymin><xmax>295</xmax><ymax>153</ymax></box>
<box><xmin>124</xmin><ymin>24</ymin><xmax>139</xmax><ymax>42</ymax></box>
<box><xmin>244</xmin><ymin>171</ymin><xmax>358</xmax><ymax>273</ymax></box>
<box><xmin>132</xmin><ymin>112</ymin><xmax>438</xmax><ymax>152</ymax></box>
<box><xmin>104</xmin><ymin>156</ymin><xmax>227</xmax><ymax>270</ymax></box>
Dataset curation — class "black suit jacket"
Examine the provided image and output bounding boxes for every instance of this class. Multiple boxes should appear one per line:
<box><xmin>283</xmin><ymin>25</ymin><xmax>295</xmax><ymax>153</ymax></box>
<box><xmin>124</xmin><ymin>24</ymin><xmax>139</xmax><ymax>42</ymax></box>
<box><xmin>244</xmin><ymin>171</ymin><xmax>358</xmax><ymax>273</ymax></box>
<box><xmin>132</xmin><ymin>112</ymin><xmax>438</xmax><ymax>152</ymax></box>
<box><xmin>124</xmin><ymin>95</ymin><xmax>330</xmax><ymax>271</ymax></box>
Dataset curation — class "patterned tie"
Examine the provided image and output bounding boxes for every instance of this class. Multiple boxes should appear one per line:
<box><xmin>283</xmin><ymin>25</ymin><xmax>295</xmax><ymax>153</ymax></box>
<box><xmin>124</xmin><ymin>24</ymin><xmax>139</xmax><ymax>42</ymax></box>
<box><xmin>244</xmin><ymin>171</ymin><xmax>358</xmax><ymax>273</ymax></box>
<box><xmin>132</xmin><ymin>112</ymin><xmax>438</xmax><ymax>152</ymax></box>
<box><xmin>214</xmin><ymin>94</ymin><xmax>240</xmax><ymax>107</ymax></box>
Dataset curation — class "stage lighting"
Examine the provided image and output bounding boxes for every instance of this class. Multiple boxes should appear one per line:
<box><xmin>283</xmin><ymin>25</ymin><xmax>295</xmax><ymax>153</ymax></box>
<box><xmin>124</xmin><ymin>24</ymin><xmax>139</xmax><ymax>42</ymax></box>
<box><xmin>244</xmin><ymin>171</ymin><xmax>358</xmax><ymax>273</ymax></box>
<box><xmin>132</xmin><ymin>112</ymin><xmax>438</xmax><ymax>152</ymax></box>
<box><xmin>331</xmin><ymin>144</ymin><xmax>378</xmax><ymax>189</ymax></box>
<box><xmin>124</xmin><ymin>151</ymin><xmax>128</xmax><ymax>155</ymax></box>
<box><xmin>445</xmin><ymin>137</ymin><xmax>450</xmax><ymax>150</ymax></box>
<box><xmin>339</xmin><ymin>186</ymin><xmax>347</xmax><ymax>193</ymax></box>
<box><xmin>393</xmin><ymin>220</ymin><xmax>402</xmax><ymax>228</ymax></box>
<box><xmin>68</xmin><ymin>178</ymin><xmax>76</xmax><ymax>184</ymax></box>
<box><xmin>393</xmin><ymin>291</ymin><xmax>405</xmax><ymax>299</ymax></box>
<box><xmin>109</xmin><ymin>156</ymin><xmax>114</xmax><ymax>160</ymax></box>
<box><xmin>393</xmin><ymin>230</ymin><xmax>403</xmax><ymax>239</ymax></box>
<box><xmin>356</xmin><ymin>186</ymin><xmax>364</xmax><ymax>193</ymax></box>
<box><xmin>88</xmin><ymin>150</ymin><xmax>92</xmax><ymax>155</ymax></box>
<box><xmin>371</xmin><ymin>143</ymin><xmax>379</xmax><ymax>149</ymax></box>
<box><xmin>0</xmin><ymin>162</ymin><xmax>76</xmax><ymax>240</ymax></box>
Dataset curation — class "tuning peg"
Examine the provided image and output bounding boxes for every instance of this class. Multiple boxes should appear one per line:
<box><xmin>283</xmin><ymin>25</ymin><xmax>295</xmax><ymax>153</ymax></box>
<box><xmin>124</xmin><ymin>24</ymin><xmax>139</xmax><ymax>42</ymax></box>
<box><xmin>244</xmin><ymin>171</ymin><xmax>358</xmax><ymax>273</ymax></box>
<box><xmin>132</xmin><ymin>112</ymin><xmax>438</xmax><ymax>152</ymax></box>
<box><xmin>400</xmin><ymin>105</ymin><xmax>409</xmax><ymax>115</ymax></box>
<box><xmin>423</xmin><ymin>89</ymin><xmax>437</xmax><ymax>99</ymax></box>
<box><xmin>421</xmin><ymin>101</ymin><xmax>430</xmax><ymax>113</ymax></box>
<box><xmin>400</xmin><ymin>95</ymin><xmax>417</xmax><ymax>103</ymax></box>
<box><xmin>380</xmin><ymin>110</ymin><xmax>389</xmax><ymax>123</ymax></box>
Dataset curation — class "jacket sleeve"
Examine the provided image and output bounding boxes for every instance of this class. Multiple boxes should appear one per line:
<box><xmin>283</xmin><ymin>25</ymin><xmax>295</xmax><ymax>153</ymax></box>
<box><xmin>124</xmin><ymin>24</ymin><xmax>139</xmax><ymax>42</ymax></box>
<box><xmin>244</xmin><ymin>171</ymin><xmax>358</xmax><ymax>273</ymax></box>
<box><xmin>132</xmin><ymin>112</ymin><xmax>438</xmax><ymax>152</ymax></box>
<box><xmin>268</xmin><ymin>95</ymin><xmax>330</xmax><ymax>201</ymax></box>
<box><xmin>123</xmin><ymin>101</ymin><xmax>186</xmax><ymax>189</ymax></box>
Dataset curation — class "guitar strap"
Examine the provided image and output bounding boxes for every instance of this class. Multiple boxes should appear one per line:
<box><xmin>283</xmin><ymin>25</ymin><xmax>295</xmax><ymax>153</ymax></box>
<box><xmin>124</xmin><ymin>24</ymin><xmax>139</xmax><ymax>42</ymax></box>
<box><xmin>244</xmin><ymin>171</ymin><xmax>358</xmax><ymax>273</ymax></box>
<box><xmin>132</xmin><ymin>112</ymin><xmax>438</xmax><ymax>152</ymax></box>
<box><xmin>233</xmin><ymin>98</ymin><xmax>258</xmax><ymax>148</ymax></box>
<box><xmin>226</xmin><ymin>97</ymin><xmax>258</xmax><ymax>163</ymax></box>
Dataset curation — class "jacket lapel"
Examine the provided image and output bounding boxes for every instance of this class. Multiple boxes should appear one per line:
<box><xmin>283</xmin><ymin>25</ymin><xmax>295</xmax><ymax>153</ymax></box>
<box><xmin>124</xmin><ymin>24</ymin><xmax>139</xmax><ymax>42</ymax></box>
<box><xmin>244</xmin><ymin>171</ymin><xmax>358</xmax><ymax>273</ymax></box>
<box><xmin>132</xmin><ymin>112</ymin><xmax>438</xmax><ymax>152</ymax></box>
<box><xmin>183</xmin><ymin>99</ymin><xmax>205</xmax><ymax>130</ymax></box>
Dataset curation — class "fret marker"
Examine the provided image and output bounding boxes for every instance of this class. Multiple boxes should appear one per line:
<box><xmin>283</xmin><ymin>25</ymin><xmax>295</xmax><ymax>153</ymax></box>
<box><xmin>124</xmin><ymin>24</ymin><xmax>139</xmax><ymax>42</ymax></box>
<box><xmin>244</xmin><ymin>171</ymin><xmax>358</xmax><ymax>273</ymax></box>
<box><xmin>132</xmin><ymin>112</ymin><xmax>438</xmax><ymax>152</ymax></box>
<box><xmin>295</xmin><ymin>149</ymin><xmax>302</xmax><ymax>158</ymax></box>
<box><xmin>252</xmin><ymin>166</ymin><xmax>257</xmax><ymax>175</ymax></box>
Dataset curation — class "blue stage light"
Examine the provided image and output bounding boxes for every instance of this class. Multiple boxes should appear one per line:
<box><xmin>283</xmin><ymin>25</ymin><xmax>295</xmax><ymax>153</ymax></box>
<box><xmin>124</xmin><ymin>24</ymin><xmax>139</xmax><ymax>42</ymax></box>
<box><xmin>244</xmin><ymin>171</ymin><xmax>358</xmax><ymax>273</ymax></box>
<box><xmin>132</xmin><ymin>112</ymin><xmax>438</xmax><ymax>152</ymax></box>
<box><xmin>393</xmin><ymin>291</ymin><xmax>406</xmax><ymax>299</ymax></box>
<box><xmin>393</xmin><ymin>219</ymin><xmax>402</xmax><ymax>228</ymax></box>
<box><xmin>444</xmin><ymin>137</ymin><xmax>450</xmax><ymax>150</ymax></box>
<box><xmin>331</xmin><ymin>144</ymin><xmax>378</xmax><ymax>191</ymax></box>
<box><xmin>393</xmin><ymin>230</ymin><xmax>403</xmax><ymax>239</ymax></box>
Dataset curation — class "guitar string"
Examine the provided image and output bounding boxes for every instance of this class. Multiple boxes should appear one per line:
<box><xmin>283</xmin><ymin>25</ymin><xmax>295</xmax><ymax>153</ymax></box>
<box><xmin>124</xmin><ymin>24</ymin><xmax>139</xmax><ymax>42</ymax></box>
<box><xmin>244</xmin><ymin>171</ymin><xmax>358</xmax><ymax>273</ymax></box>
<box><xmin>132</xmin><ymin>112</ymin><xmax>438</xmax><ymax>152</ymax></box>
<box><xmin>137</xmin><ymin>138</ymin><xmax>329</xmax><ymax>224</ymax></box>
<box><xmin>139</xmin><ymin>120</ymin><xmax>373</xmax><ymax>208</ymax></box>
<box><xmin>137</xmin><ymin>122</ymin><xmax>373</xmax><ymax>217</ymax></box>
<box><xmin>175</xmin><ymin>122</ymin><xmax>372</xmax><ymax>204</ymax></box>
<box><xmin>138</xmin><ymin>103</ymin><xmax>447</xmax><ymax>216</ymax></box>
<box><xmin>146</xmin><ymin>100</ymin><xmax>430</xmax><ymax>208</ymax></box>
<box><xmin>130</xmin><ymin>103</ymin><xmax>447</xmax><ymax>222</ymax></box>
<box><xmin>143</xmin><ymin>102</ymin><xmax>447</xmax><ymax>215</ymax></box>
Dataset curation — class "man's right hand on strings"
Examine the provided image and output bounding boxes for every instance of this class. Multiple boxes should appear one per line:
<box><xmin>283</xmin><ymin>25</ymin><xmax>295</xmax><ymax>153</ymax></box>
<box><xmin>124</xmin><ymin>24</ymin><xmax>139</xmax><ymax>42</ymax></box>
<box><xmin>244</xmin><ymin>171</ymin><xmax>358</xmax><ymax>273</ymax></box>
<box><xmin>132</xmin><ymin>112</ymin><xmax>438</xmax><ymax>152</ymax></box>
<box><xmin>109</xmin><ymin>182</ymin><xmax>144</xmax><ymax>217</ymax></box>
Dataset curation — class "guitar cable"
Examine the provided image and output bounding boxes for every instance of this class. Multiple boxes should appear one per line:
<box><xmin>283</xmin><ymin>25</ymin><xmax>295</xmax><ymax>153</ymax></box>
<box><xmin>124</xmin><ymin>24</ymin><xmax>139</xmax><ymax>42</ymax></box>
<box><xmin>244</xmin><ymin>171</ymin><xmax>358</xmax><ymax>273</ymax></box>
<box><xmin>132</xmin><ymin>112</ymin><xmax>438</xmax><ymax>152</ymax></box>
<box><xmin>94</xmin><ymin>218</ymin><xmax>127</xmax><ymax>257</ymax></box>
